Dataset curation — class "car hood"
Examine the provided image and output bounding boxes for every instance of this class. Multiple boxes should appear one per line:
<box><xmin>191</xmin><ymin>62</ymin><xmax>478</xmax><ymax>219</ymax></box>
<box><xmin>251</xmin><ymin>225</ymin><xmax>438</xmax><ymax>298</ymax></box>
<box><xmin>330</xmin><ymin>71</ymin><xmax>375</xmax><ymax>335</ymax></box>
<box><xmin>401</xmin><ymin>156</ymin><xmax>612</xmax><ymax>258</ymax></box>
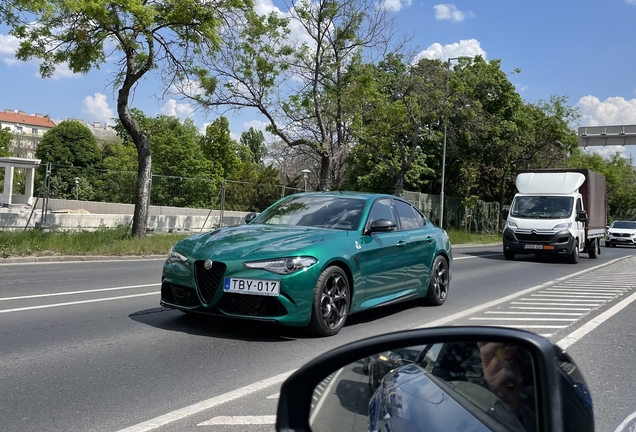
<box><xmin>608</xmin><ymin>228</ymin><xmax>636</xmax><ymax>234</ymax></box>
<box><xmin>174</xmin><ymin>224</ymin><xmax>349</xmax><ymax>260</ymax></box>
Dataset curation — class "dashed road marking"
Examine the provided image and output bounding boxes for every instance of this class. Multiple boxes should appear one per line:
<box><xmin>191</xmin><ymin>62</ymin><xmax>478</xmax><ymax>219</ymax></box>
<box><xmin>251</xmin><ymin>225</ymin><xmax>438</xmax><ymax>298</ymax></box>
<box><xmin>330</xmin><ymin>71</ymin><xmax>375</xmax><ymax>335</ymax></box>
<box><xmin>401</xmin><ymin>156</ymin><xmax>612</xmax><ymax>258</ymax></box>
<box><xmin>197</xmin><ymin>416</ymin><xmax>276</xmax><ymax>426</ymax></box>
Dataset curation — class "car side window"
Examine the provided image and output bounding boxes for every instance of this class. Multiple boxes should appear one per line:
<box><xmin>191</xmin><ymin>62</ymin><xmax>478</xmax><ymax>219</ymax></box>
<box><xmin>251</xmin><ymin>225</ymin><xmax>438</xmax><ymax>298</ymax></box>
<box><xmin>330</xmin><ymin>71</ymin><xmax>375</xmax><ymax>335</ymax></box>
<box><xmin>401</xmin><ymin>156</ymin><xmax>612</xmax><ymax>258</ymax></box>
<box><xmin>394</xmin><ymin>200</ymin><xmax>421</xmax><ymax>230</ymax></box>
<box><xmin>413</xmin><ymin>207</ymin><xmax>426</xmax><ymax>228</ymax></box>
<box><xmin>367</xmin><ymin>199</ymin><xmax>396</xmax><ymax>226</ymax></box>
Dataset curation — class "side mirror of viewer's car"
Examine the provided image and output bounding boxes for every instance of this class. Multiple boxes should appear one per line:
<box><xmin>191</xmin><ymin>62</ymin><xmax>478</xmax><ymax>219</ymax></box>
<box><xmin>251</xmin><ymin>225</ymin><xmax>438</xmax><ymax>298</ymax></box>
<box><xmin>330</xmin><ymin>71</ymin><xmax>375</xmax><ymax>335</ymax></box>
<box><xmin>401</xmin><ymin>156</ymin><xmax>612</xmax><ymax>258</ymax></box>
<box><xmin>276</xmin><ymin>326</ymin><xmax>594</xmax><ymax>432</ymax></box>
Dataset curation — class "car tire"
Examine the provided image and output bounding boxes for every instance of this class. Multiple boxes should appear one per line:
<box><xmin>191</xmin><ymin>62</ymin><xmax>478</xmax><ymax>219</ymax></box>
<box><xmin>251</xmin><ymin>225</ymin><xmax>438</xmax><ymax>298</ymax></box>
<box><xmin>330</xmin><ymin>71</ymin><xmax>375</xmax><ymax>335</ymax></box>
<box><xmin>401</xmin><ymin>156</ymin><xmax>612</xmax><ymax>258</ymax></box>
<box><xmin>308</xmin><ymin>266</ymin><xmax>351</xmax><ymax>337</ymax></box>
<box><xmin>568</xmin><ymin>241</ymin><xmax>579</xmax><ymax>264</ymax></box>
<box><xmin>504</xmin><ymin>251</ymin><xmax>515</xmax><ymax>261</ymax></box>
<box><xmin>588</xmin><ymin>239</ymin><xmax>598</xmax><ymax>259</ymax></box>
<box><xmin>423</xmin><ymin>256</ymin><xmax>449</xmax><ymax>306</ymax></box>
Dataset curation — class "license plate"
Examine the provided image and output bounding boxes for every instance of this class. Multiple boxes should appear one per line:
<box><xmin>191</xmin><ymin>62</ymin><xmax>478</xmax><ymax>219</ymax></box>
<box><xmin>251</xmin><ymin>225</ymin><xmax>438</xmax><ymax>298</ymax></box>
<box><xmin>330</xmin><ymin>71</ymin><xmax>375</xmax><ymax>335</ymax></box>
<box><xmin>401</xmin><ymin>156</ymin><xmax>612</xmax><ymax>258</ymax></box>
<box><xmin>524</xmin><ymin>244</ymin><xmax>544</xmax><ymax>250</ymax></box>
<box><xmin>223</xmin><ymin>277</ymin><xmax>280</xmax><ymax>296</ymax></box>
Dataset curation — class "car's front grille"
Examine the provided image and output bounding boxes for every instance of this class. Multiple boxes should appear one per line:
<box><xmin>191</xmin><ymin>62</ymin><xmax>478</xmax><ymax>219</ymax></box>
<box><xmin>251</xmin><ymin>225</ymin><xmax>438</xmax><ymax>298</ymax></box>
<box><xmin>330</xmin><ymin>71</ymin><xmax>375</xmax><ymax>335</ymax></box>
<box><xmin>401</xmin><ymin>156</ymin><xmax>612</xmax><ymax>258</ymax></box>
<box><xmin>619</xmin><ymin>233</ymin><xmax>632</xmax><ymax>238</ymax></box>
<box><xmin>162</xmin><ymin>282</ymin><xmax>200</xmax><ymax>307</ymax></box>
<box><xmin>516</xmin><ymin>233</ymin><xmax>552</xmax><ymax>243</ymax></box>
<box><xmin>194</xmin><ymin>261</ymin><xmax>227</xmax><ymax>304</ymax></box>
<box><xmin>217</xmin><ymin>293</ymin><xmax>287</xmax><ymax>317</ymax></box>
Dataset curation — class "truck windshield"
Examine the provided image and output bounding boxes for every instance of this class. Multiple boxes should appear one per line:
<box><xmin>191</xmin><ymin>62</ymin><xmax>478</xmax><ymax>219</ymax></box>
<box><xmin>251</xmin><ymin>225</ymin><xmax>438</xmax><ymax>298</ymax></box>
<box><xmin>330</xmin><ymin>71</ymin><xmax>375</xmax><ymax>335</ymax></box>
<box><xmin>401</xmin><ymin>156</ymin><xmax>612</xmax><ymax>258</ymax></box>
<box><xmin>510</xmin><ymin>196</ymin><xmax>574</xmax><ymax>219</ymax></box>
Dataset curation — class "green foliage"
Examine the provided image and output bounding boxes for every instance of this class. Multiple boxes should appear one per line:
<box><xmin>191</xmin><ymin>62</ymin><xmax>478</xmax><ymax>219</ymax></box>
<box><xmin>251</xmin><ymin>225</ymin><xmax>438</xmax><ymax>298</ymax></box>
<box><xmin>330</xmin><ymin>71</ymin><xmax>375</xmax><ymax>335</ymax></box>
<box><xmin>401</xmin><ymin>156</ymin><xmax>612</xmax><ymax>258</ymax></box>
<box><xmin>565</xmin><ymin>147</ymin><xmax>636</xmax><ymax>221</ymax></box>
<box><xmin>35</xmin><ymin>120</ymin><xmax>102</xmax><ymax>199</ymax></box>
<box><xmin>240</xmin><ymin>127</ymin><xmax>267</xmax><ymax>165</ymax></box>
<box><xmin>0</xmin><ymin>127</ymin><xmax>12</xmax><ymax>157</ymax></box>
<box><xmin>200</xmin><ymin>117</ymin><xmax>241</xmax><ymax>179</ymax></box>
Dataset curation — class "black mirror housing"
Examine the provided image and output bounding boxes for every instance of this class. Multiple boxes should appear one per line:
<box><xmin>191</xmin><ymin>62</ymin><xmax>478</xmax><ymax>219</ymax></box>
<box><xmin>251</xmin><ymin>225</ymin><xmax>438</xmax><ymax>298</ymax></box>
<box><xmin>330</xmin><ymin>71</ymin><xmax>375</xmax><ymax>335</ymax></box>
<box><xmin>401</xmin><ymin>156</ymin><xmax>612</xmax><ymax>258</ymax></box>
<box><xmin>367</xmin><ymin>219</ymin><xmax>396</xmax><ymax>234</ymax></box>
<box><xmin>576</xmin><ymin>211</ymin><xmax>588</xmax><ymax>223</ymax></box>
<box><xmin>276</xmin><ymin>326</ymin><xmax>591</xmax><ymax>432</ymax></box>
<box><xmin>244</xmin><ymin>212</ymin><xmax>258</xmax><ymax>224</ymax></box>
<box><xmin>501</xmin><ymin>209</ymin><xmax>509</xmax><ymax>220</ymax></box>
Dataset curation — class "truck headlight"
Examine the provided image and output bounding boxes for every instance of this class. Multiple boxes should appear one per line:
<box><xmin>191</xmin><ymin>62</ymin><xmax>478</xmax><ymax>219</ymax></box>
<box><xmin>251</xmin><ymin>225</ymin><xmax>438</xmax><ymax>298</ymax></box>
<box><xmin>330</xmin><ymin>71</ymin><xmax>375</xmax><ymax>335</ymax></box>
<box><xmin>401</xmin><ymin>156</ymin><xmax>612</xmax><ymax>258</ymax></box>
<box><xmin>553</xmin><ymin>222</ymin><xmax>572</xmax><ymax>230</ymax></box>
<box><xmin>506</xmin><ymin>221</ymin><xmax>518</xmax><ymax>229</ymax></box>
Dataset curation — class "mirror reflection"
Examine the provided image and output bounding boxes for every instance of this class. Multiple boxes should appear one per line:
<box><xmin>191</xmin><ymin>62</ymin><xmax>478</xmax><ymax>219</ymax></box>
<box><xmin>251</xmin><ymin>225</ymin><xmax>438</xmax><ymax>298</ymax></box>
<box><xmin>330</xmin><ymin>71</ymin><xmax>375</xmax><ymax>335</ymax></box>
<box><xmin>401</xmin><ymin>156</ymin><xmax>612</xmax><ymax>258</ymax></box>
<box><xmin>309</xmin><ymin>342</ymin><xmax>537</xmax><ymax>432</ymax></box>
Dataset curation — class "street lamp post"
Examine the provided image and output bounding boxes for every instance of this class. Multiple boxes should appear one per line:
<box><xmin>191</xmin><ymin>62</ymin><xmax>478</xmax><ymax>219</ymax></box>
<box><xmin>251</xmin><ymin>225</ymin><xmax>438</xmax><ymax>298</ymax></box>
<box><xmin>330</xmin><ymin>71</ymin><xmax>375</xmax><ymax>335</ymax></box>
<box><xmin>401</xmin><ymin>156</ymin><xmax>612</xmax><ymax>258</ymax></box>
<box><xmin>301</xmin><ymin>169</ymin><xmax>311</xmax><ymax>192</ymax></box>
<box><xmin>440</xmin><ymin>56</ymin><xmax>471</xmax><ymax>229</ymax></box>
<box><xmin>74</xmin><ymin>177</ymin><xmax>80</xmax><ymax>201</ymax></box>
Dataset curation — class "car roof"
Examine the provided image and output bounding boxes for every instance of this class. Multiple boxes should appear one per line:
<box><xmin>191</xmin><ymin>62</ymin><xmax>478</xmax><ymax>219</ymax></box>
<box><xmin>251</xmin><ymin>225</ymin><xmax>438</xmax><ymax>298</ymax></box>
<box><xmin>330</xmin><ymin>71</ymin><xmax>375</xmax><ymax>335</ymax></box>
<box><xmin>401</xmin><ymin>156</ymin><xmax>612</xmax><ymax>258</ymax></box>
<box><xmin>289</xmin><ymin>191</ymin><xmax>398</xmax><ymax>200</ymax></box>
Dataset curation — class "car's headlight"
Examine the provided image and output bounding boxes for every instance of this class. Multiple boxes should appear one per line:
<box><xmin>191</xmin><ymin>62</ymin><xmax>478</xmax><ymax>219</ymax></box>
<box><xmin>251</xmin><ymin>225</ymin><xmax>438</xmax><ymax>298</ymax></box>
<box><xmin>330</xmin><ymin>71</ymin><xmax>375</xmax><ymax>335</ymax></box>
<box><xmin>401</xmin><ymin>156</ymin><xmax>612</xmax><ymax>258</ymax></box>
<box><xmin>505</xmin><ymin>221</ymin><xmax>518</xmax><ymax>229</ymax></box>
<box><xmin>243</xmin><ymin>257</ymin><xmax>317</xmax><ymax>274</ymax></box>
<box><xmin>167</xmin><ymin>247</ymin><xmax>187</xmax><ymax>263</ymax></box>
<box><xmin>553</xmin><ymin>222</ymin><xmax>572</xmax><ymax>230</ymax></box>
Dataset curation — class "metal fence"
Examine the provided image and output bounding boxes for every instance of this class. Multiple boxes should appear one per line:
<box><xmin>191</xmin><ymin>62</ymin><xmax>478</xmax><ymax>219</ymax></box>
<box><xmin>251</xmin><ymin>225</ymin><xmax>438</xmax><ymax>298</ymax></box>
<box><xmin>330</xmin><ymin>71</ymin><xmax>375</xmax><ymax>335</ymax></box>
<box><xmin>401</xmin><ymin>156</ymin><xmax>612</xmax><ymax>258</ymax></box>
<box><xmin>23</xmin><ymin>163</ymin><xmax>501</xmax><ymax>233</ymax></box>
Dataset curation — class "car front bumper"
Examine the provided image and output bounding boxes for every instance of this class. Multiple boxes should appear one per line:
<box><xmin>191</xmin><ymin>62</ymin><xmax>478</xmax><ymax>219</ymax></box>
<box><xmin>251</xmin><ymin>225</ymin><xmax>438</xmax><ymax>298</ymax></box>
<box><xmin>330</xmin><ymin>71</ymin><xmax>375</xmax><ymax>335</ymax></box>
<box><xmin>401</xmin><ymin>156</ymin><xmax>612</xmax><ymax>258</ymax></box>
<box><xmin>503</xmin><ymin>228</ymin><xmax>576</xmax><ymax>255</ymax></box>
<box><xmin>160</xmin><ymin>259</ymin><xmax>320</xmax><ymax>326</ymax></box>
<box><xmin>606</xmin><ymin>235</ymin><xmax>636</xmax><ymax>245</ymax></box>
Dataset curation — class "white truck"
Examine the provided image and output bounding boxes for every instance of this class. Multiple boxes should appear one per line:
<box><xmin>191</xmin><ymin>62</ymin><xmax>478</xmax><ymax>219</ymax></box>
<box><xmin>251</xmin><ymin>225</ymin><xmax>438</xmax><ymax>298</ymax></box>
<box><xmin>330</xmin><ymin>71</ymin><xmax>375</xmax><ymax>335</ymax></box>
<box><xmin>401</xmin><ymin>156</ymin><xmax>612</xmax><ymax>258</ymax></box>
<box><xmin>501</xmin><ymin>169</ymin><xmax>607</xmax><ymax>264</ymax></box>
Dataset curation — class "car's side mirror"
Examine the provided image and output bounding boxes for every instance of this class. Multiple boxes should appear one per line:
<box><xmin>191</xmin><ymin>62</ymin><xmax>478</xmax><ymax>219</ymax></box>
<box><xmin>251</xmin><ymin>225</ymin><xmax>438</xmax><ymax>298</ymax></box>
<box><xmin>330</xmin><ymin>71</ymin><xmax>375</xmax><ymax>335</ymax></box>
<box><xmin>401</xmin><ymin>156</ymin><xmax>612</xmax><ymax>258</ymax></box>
<box><xmin>606</xmin><ymin>226</ymin><xmax>610</xmax><ymax>230</ymax></box>
<box><xmin>501</xmin><ymin>209</ymin><xmax>509</xmax><ymax>220</ymax></box>
<box><xmin>576</xmin><ymin>211</ymin><xmax>588</xmax><ymax>223</ymax></box>
<box><xmin>276</xmin><ymin>326</ymin><xmax>594</xmax><ymax>432</ymax></box>
<box><xmin>365</xmin><ymin>219</ymin><xmax>396</xmax><ymax>235</ymax></box>
<box><xmin>244</xmin><ymin>212</ymin><xmax>258</xmax><ymax>224</ymax></box>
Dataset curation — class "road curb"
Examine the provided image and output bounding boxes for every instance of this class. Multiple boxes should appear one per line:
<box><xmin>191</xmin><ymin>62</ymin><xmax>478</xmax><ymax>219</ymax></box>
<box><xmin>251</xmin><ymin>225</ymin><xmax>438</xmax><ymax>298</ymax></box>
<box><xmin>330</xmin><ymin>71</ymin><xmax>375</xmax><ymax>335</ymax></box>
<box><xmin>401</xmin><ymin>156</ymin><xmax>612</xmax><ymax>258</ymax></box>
<box><xmin>0</xmin><ymin>254</ymin><xmax>166</xmax><ymax>264</ymax></box>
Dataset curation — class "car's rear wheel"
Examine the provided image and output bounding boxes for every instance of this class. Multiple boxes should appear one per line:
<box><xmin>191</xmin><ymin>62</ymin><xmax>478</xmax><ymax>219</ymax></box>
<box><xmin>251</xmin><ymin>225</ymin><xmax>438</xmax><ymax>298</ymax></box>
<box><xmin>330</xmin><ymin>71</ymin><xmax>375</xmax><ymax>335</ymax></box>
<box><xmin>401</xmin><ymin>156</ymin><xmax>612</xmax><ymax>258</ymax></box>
<box><xmin>588</xmin><ymin>238</ymin><xmax>598</xmax><ymax>259</ymax></box>
<box><xmin>423</xmin><ymin>256</ymin><xmax>449</xmax><ymax>306</ymax></box>
<box><xmin>308</xmin><ymin>266</ymin><xmax>350</xmax><ymax>336</ymax></box>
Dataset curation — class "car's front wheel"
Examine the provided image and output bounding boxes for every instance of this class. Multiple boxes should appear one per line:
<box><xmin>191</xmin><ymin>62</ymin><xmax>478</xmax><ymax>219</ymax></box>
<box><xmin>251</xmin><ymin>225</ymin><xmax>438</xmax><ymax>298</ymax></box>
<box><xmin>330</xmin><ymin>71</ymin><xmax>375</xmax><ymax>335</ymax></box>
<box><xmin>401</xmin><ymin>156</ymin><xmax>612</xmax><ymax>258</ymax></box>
<box><xmin>308</xmin><ymin>266</ymin><xmax>351</xmax><ymax>336</ymax></box>
<box><xmin>423</xmin><ymin>256</ymin><xmax>449</xmax><ymax>306</ymax></box>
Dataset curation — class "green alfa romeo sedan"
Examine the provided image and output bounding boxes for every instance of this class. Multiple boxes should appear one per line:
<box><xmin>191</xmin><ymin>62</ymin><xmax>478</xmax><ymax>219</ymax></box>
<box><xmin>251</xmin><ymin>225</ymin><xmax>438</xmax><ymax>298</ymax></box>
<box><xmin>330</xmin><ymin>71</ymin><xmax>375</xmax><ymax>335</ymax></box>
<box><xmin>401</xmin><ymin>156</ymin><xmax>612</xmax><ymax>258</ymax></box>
<box><xmin>161</xmin><ymin>192</ymin><xmax>452</xmax><ymax>336</ymax></box>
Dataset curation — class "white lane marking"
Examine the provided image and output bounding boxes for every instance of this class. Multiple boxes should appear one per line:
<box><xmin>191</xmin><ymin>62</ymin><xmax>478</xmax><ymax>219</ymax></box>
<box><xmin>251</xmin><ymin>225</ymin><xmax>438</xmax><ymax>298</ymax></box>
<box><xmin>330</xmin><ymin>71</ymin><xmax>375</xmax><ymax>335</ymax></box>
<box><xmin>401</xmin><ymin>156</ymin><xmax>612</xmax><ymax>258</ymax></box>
<box><xmin>415</xmin><ymin>256</ymin><xmax>630</xmax><ymax>329</ymax></box>
<box><xmin>0</xmin><ymin>284</ymin><xmax>160</xmax><ymax>302</ymax></box>
<box><xmin>511</xmin><ymin>307</ymin><xmax>593</xmax><ymax>311</ymax></box>
<box><xmin>531</xmin><ymin>294</ymin><xmax>615</xmax><ymax>298</ymax></box>
<box><xmin>484</xmin><ymin>311</ymin><xmax>584</xmax><ymax>316</ymax></box>
<box><xmin>266</xmin><ymin>393</ymin><xmax>279</xmax><ymax>399</ymax></box>
<box><xmin>558</xmin><ymin>289</ymin><xmax>636</xmax><ymax>350</ymax></box>
<box><xmin>454</xmin><ymin>253</ymin><xmax>502</xmax><ymax>261</ymax></box>
<box><xmin>545</xmin><ymin>289</ymin><xmax>627</xmax><ymax>293</ymax></box>
<box><xmin>521</xmin><ymin>298</ymin><xmax>603</xmax><ymax>303</ymax></box>
<box><xmin>538</xmin><ymin>334</ymin><xmax>553</xmax><ymax>337</ymax></box>
<box><xmin>309</xmin><ymin>367</ymin><xmax>343</xmax><ymax>427</ymax></box>
<box><xmin>117</xmin><ymin>370</ymin><xmax>296</xmax><ymax>432</ymax></box>
<box><xmin>478</xmin><ymin>324</ymin><xmax>569</xmax><ymax>329</ymax></box>
<box><xmin>469</xmin><ymin>317</ymin><xmax>577</xmax><ymax>321</ymax></box>
<box><xmin>0</xmin><ymin>258</ymin><xmax>166</xmax><ymax>266</ymax></box>
<box><xmin>0</xmin><ymin>292</ymin><xmax>159</xmax><ymax>314</ymax></box>
<box><xmin>611</xmin><ymin>410</ymin><xmax>636</xmax><ymax>432</ymax></box>
<box><xmin>198</xmin><ymin>416</ymin><xmax>276</xmax><ymax>426</ymax></box>
<box><xmin>512</xmin><ymin>302</ymin><xmax>603</xmax><ymax>306</ymax></box>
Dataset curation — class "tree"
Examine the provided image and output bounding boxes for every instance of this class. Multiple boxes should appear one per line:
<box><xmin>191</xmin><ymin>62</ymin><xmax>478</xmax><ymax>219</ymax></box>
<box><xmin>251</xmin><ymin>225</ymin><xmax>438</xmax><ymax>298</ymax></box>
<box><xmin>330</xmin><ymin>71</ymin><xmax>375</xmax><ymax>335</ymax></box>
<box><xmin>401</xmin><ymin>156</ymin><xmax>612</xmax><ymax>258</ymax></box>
<box><xmin>200</xmin><ymin>117</ymin><xmax>242</xmax><ymax>179</ymax></box>
<box><xmin>3</xmin><ymin>0</ymin><xmax>253</xmax><ymax>237</ymax></box>
<box><xmin>240</xmin><ymin>127</ymin><xmax>267</xmax><ymax>165</ymax></box>
<box><xmin>0</xmin><ymin>127</ymin><xmax>12</xmax><ymax>157</ymax></box>
<box><xmin>35</xmin><ymin>120</ymin><xmax>102</xmax><ymax>199</ymax></box>
<box><xmin>189</xmin><ymin>0</ymin><xmax>399</xmax><ymax>191</ymax></box>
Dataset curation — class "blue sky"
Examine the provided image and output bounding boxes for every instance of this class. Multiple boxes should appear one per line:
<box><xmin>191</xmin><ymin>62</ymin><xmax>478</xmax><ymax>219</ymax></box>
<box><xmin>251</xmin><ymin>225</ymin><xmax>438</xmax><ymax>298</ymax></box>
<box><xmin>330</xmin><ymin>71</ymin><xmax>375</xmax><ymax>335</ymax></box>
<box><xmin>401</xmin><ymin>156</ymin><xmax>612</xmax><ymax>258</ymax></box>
<box><xmin>1</xmin><ymin>0</ymin><xmax>635</xmax><ymax>157</ymax></box>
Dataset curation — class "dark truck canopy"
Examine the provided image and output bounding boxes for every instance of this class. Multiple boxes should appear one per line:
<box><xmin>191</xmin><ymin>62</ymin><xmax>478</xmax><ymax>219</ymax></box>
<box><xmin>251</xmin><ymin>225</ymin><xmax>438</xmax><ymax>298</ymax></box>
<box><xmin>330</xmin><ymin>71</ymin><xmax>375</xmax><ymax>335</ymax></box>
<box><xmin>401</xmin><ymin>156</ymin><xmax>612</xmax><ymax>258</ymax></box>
<box><xmin>516</xmin><ymin>169</ymin><xmax>607</xmax><ymax>232</ymax></box>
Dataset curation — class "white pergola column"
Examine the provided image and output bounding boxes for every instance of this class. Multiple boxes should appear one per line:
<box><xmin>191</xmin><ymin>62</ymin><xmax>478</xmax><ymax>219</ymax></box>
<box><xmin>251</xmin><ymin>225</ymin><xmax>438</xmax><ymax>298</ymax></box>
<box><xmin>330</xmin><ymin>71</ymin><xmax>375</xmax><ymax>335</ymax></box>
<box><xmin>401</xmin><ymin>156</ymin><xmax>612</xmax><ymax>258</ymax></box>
<box><xmin>25</xmin><ymin>167</ymin><xmax>36</xmax><ymax>205</ymax></box>
<box><xmin>1</xmin><ymin>164</ymin><xmax>14</xmax><ymax>206</ymax></box>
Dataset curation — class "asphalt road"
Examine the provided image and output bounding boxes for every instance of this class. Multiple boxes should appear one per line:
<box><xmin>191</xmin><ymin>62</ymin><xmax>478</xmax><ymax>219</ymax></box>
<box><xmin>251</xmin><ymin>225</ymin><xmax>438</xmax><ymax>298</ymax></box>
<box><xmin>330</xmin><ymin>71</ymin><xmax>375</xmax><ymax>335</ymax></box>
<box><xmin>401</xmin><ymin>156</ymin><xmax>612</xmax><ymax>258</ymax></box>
<box><xmin>1</xmin><ymin>245</ymin><xmax>636</xmax><ymax>432</ymax></box>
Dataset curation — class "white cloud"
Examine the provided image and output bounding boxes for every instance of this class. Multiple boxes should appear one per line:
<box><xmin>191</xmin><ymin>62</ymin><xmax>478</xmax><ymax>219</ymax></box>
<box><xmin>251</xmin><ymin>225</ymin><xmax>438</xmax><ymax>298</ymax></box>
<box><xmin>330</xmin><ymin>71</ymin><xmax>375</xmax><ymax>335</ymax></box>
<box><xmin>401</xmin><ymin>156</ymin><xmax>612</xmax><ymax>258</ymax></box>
<box><xmin>518</xmin><ymin>85</ymin><xmax>529</xmax><ymax>92</ymax></box>
<box><xmin>0</xmin><ymin>34</ymin><xmax>19</xmax><ymax>56</ymax></box>
<box><xmin>168</xmin><ymin>78</ymin><xmax>205</xmax><ymax>98</ymax></box>
<box><xmin>1</xmin><ymin>33</ymin><xmax>81</xmax><ymax>79</ymax></box>
<box><xmin>433</xmin><ymin>4</ymin><xmax>474</xmax><ymax>22</ymax></box>
<box><xmin>378</xmin><ymin>0</ymin><xmax>412</xmax><ymax>12</ymax></box>
<box><xmin>585</xmin><ymin>146</ymin><xmax>627</xmax><ymax>159</ymax></box>
<box><xmin>230</xmin><ymin>132</ymin><xmax>241</xmax><ymax>141</ymax></box>
<box><xmin>159</xmin><ymin>99</ymin><xmax>195</xmax><ymax>121</ymax></box>
<box><xmin>627</xmin><ymin>0</ymin><xmax>636</xmax><ymax>4</ymax></box>
<box><xmin>82</xmin><ymin>93</ymin><xmax>115</xmax><ymax>125</ymax></box>
<box><xmin>577</xmin><ymin>95</ymin><xmax>636</xmax><ymax>126</ymax></box>
<box><xmin>414</xmin><ymin>39</ymin><xmax>486</xmax><ymax>62</ymax></box>
<box><xmin>243</xmin><ymin>119</ymin><xmax>269</xmax><ymax>131</ymax></box>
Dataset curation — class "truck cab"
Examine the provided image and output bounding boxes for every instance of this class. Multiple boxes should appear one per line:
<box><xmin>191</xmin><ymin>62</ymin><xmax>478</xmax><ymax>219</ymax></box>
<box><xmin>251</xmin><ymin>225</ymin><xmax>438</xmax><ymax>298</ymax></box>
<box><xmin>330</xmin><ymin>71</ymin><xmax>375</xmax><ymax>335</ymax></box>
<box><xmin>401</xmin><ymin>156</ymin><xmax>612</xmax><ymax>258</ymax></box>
<box><xmin>502</xmin><ymin>170</ymin><xmax>606</xmax><ymax>264</ymax></box>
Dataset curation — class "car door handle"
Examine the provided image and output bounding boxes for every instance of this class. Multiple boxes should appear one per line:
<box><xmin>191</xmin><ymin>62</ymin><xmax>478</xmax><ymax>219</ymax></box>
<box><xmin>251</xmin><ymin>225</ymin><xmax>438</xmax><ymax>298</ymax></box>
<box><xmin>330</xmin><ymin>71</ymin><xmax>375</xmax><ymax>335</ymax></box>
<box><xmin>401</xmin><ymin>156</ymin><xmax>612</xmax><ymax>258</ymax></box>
<box><xmin>397</xmin><ymin>240</ymin><xmax>407</xmax><ymax>247</ymax></box>
<box><xmin>426</xmin><ymin>236</ymin><xmax>434</xmax><ymax>243</ymax></box>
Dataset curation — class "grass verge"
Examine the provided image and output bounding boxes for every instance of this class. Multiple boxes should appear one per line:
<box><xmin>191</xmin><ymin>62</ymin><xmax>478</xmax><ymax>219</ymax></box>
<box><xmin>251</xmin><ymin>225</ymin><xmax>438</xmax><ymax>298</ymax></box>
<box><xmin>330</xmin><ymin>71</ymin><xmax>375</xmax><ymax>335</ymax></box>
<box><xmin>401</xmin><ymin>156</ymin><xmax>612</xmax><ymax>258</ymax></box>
<box><xmin>0</xmin><ymin>226</ymin><xmax>500</xmax><ymax>258</ymax></box>
<box><xmin>447</xmin><ymin>229</ymin><xmax>501</xmax><ymax>245</ymax></box>
<box><xmin>0</xmin><ymin>226</ymin><xmax>190</xmax><ymax>258</ymax></box>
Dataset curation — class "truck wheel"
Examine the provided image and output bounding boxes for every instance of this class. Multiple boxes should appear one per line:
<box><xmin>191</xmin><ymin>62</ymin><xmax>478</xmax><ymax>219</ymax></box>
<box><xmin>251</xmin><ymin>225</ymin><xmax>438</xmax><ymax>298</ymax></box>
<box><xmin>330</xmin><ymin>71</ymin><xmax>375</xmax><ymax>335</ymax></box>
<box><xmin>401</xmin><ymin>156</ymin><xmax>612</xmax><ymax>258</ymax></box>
<box><xmin>588</xmin><ymin>239</ymin><xmax>598</xmax><ymax>259</ymax></box>
<box><xmin>504</xmin><ymin>251</ymin><xmax>515</xmax><ymax>261</ymax></box>
<box><xmin>568</xmin><ymin>242</ymin><xmax>579</xmax><ymax>264</ymax></box>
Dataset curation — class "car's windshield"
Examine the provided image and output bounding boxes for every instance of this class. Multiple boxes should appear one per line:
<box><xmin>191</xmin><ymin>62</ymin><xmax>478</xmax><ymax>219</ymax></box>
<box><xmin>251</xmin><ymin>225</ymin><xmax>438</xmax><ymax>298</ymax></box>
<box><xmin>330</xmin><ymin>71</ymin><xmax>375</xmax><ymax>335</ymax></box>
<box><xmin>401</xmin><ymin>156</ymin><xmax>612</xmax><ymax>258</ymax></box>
<box><xmin>510</xmin><ymin>196</ymin><xmax>574</xmax><ymax>219</ymax></box>
<box><xmin>253</xmin><ymin>195</ymin><xmax>366</xmax><ymax>230</ymax></box>
<box><xmin>611</xmin><ymin>221</ymin><xmax>636</xmax><ymax>229</ymax></box>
